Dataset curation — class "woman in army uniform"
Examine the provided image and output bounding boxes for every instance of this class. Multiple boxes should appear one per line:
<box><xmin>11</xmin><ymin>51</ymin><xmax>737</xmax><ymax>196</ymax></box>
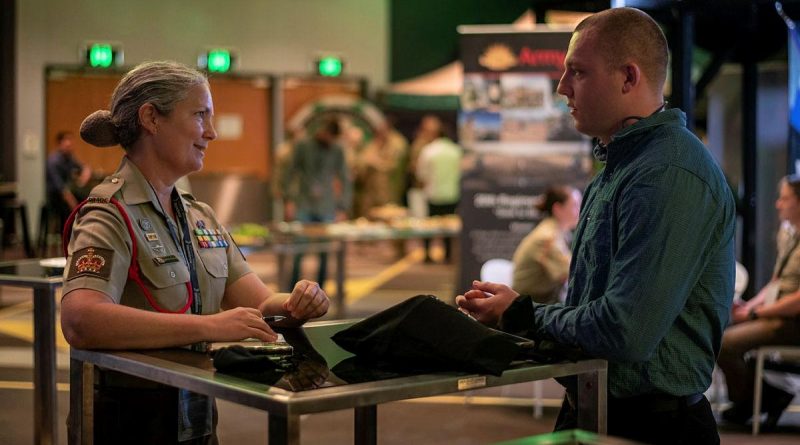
<box><xmin>61</xmin><ymin>61</ymin><xmax>329</xmax><ymax>444</ymax></box>
<box><xmin>511</xmin><ymin>186</ymin><xmax>581</xmax><ymax>304</ymax></box>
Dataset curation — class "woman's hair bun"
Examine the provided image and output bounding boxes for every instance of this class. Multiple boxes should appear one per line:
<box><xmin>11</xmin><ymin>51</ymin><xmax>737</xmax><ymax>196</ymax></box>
<box><xmin>79</xmin><ymin>110</ymin><xmax>119</xmax><ymax>147</ymax></box>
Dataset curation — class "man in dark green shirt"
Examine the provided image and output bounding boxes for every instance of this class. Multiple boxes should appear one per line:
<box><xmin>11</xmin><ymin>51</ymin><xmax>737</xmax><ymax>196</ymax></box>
<box><xmin>457</xmin><ymin>8</ymin><xmax>734</xmax><ymax>444</ymax></box>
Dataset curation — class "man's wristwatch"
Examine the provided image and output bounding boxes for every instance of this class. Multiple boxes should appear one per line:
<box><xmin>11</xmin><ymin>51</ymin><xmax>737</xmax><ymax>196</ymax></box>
<box><xmin>748</xmin><ymin>308</ymin><xmax>759</xmax><ymax>320</ymax></box>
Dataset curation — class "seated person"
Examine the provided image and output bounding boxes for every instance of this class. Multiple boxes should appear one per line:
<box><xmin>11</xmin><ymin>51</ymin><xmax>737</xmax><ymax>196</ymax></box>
<box><xmin>717</xmin><ymin>174</ymin><xmax>800</xmax><ymax>429</ymax></box>
<box><xmin>512</xmin><ymin>186</ymin><xmax>581</xmax><ymax>304</ymax></box>
<box><xmin>45</xmin><ymin>131</ymin><xmax>91</xmax><ymax>224</ymax></box>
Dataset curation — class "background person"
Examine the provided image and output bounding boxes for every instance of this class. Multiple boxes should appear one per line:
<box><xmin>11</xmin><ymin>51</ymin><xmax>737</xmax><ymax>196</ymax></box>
<box><xmin>282</xmin><ymin>117</ymin><xmax>352</xmax><ymax>287</ymax></box>
<box><xmin>45</xmin><ymin>131</ymin><xmax>92</xmax><ymax>223</ymax></box>
<box><xmin>512</xmin><ymin>186</ymin><xmax>581</xmax><ymax>304</ymax></box>
<box><xmin>456</xmin><ymin>8</ymin><xmax>735</xmax><ymax>444</ymax></box>
<box><xmin>355</xmin><ymin>119</ymin><xmax>407</xmax><ymax>217</ymax></box>
<box><xmin>61</xmin><ymin>61</ymin><xmax>329</xmax><ymax>444</ymax></box>
<box><xmin>407</xmin><ymin>114</ymin><xmax>443</xmax><ymax>190</ymax></box>
<box><xmin>717</xmin><ymin>175</ymin><xmax>800</xmax><ymax>430</ymax></box>
<box><xmin>415</xmin><ymin>128</ymin><xmax>462</xmax><ymax>263</ymax></box>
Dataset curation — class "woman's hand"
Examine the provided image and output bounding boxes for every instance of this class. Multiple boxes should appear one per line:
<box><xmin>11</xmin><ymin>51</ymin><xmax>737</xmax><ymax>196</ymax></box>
<box><xmin>205</xmin><ymin>307</ymin><xmax>278</xmax><ymax>342</ymax></box>
<box><xmin>283</xmin><ymin>280</ymin><xmax>329</xmax><ymax>320</ymax></box>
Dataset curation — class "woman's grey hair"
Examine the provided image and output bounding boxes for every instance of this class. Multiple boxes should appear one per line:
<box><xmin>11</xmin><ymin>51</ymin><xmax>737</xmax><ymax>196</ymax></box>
<box><xmin>80</xmin><ymin>61</ymin><xmax>208</xmax><ymax>149</ymax></box>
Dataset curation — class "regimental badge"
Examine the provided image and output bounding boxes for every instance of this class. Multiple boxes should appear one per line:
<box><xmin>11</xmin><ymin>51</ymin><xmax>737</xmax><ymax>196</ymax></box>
<box><xmin>196</xmin><ymin>220</ymin><xmax>206</xmax><ymax>229</ymax></box>
<box><xmin>194</xmin><ymin>226</ymin><xmax>229</xmax><ymax>248</ymax></box>
<box><xmin>138</xmin><ymin>218</ymin><xmax>153</xmax><ymax>231</ymax></box>
<box><xmin>67</xmin><ymin>247</ymin><xmax>114</xmax><ymax>281</ymax></box>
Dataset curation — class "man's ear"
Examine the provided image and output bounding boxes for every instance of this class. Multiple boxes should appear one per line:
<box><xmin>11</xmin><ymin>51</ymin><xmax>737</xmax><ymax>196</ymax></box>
<box><xmin>621</xmin><ymin>63</ymin><xmax>642</xmax><ymax>94</ymax></box>
<box><xmin>138</xmin><ymin>103</ymin><xmax>159</xmax><ymax>135</ymax></box>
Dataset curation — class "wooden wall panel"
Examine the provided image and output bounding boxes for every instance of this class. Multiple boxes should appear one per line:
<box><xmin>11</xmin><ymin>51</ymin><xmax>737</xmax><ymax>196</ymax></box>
<box><xmin>282</xmin><ymin>76</ymin><xmax>360</xmax><ymax>125</ymax></box>
<box><xmin>46</xmin><ymin>70</ymin><xmax>272</xmax><ymax>180</ymax></box>
<box><xmin>206</xmin><ymin>77</ymin><xmax>271</xmax><ymax>179</ymax></box>
<box><xmin>46</xmin><ymin>71</ymin><xmax>124</xmax><ymax>176</ymax></box>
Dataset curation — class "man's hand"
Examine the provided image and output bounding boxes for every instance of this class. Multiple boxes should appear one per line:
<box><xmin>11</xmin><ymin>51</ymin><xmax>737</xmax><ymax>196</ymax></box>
<box><xmin>455</xmin><ymin>280</ymin><xmax>519</xmax><ymax>326</ymax></box>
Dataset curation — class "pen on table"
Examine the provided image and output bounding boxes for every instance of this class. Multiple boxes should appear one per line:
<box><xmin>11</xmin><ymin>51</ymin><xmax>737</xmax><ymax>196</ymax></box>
<box><xmin>263</xmin><ymin>315</ymin><xmax>287</xmax><ymax>324</ymax></box>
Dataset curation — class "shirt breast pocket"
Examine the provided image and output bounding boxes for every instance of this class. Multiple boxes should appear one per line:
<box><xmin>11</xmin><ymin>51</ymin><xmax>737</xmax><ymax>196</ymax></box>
<box><xmin>581</xmin><ymin>199</ymin><xmax>614</xmax><ymax>269</ymax></box>
<box><xmin>196</xmin><ymin>248</ymin><xmax>229</xmax><ymax>311</ymax></box>
<box><xmin>137</xmin><ymin>258</ymin><xmax>192</xmax><ymax>312</ymax></box>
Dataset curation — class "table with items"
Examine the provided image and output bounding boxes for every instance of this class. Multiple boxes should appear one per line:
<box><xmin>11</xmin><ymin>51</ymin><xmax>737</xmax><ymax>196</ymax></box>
<box><xmin>70</xmin><ymin>319</ymin><xmax>607</xmax><ymax>445</ymax></box>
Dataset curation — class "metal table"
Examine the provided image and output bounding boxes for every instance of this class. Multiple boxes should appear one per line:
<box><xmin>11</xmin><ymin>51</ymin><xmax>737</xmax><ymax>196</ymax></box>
<box><xmin>70</xmin><ymin>320</ymin><xmax>607</xmax><ymax>445</ymax></box>
<box><xmin>0</xmin><ymin>259</ymin><xmax>65</xmax><ymax>445</ymax></box>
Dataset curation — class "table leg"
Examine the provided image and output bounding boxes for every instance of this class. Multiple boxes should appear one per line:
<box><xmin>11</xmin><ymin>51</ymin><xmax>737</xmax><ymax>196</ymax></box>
<box><xmin>277</xmin><ymin>251</ymin><xmax>288</xmax><ymax>292</ymax></box>
<box><xmin>576</xmin><ymin>368</ymin><xmax>607</xmax><ymax>434</ymax></box>
<box><xmin>354</xmin><ymin>405</ymin><xmax>377</xmax><ymax>445</ymax></box>
<box><xmin>268</xmin><ymin>413</ymin><xmax>299</xmax><ymax>445</ymax></box>
<box><xmin>334</xmin><ymin>241</ymin><xmax>346</xmax><ymax>319</ymax></box>
<box><xmin>33</xmin><ymin>287</ymin><xmax>57</xmax><ymax>445</ymax></box>
<box><xmin>69</xmin><ymin>358</ymin><xmax>94</xmax><ymax>445</ymax></box>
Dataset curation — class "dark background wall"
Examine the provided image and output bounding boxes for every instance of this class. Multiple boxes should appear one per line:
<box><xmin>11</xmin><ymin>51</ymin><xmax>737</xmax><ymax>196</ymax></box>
<box><xmin>390</xmin><ymin>0</ymin><xmax>531</xmax><ymax>82</ymax></box>
<box><xmin>1</xmin><ymin>0</ymin><xmax>16</xmax><ymax>182</ymax></box>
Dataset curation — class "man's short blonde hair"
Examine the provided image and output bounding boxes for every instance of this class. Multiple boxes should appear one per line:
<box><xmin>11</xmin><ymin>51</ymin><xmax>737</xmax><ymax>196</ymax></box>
<box><xmin>576</xmin><ymin>7</ymin><xmax>669</xmax><ymax>93</ymax></box>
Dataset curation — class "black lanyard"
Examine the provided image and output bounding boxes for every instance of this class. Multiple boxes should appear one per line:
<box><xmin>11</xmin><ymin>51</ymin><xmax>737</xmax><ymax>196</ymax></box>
<box><xmin>167</xmin><ymin>189</ymin><xmax>203</xmax><ymax>315</ymax></box>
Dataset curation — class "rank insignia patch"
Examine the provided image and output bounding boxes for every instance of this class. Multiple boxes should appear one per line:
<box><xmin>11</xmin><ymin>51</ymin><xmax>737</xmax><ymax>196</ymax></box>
<box><xmin>67</xmin><ymin>247</ymin><xmax>114</xmax><ymax>281</ymax></box>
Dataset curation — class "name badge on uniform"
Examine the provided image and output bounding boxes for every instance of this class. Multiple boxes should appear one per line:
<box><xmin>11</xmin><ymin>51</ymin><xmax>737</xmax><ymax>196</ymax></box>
<box><xmin>153</xmin><ymin>255</ymin><xmax>180</xmax><ymax>265</ymax></box>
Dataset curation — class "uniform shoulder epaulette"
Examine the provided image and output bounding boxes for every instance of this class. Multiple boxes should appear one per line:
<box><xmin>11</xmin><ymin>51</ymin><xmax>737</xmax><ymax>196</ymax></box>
<box><xmin>178</xmin><ymin>188</ymin><xmax>197</xmax><ymax>202</ymax></box>
<box><xmin>86</xmin><ymin>176</ymin><xmax>125</xmax><ymax>203</ymax></box>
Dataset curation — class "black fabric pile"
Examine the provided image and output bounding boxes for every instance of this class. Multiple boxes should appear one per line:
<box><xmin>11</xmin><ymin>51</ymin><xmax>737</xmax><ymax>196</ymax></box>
<box><xmin>211</xmin><ymin>345</ymin><xmax>293</xmax><ymax>384</ymax></box>
<box><xmin>331</xmin><ymin>294</ymin><xmax>534</xmax><ymax>376</ymax></box>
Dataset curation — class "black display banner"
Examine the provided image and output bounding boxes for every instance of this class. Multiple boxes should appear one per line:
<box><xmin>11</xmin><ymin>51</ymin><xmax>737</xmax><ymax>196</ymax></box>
<box><xmin>456</xmin><ymin>26</ymin><xmax>591</xmax><ymax>294</ymax></box>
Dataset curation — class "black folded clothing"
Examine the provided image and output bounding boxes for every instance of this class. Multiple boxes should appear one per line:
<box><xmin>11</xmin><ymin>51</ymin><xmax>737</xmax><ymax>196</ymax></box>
<box><xmin>331</xmin><ymin>295</ymin><xmax>525</xmax><ymax>376</ymax></box>
<box><xmin>211</xmin><ymin>345</ymin><xmax>299</xmax><ymax>385</ymax></box>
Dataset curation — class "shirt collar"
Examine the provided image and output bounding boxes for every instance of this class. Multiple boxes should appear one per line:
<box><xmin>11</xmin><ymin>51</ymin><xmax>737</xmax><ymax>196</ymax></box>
<box><xmin>115</xmin><ymin>156</ymin><xmax>189</xmax><ymax>214</ymax></box>
<box><xmin>600</xmin><ymin>108</ymin><xmax>686</xmax><ymax>166</ymax></box>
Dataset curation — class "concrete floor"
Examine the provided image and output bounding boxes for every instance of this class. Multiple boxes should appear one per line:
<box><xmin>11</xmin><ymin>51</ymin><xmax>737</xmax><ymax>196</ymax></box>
<box><xmin>1</xmin><ymin>239</ymin><xmax>799</xmax><ymax>444</ymax></box>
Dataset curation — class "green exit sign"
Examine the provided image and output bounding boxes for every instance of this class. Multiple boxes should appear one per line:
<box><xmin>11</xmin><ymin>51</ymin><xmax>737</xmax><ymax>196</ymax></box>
<box><xmin>317</xmin><ymin>56</ymin><xmax>343</xmax><ymax>77</ymax></box>
<box><xmin>84</xmin><ymin>42</ymin><xmax>122</xmax><ymax>68</ymax></box>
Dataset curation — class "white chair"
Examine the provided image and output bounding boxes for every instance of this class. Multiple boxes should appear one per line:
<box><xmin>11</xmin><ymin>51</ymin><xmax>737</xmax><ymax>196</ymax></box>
<box><xmin>708</xmin><ymin>262</ymin><xmax>750</xmax><ymax>405</ymax></box>
<box><xmin>479</xmin><ymin>259</ymin><xmax>548</xmax><ymax>418</ymax></box>
<box><xmin>734</xmin><ymin>261</ymin><xmax>749</xmax><ymax>300</ymax></box>
<box><xmin>479</xmin><ymin>259</ymin><xmax>514</xmax><ymax>287</ymax></box>
<box><xmin>752</xmin><ymin>346</ymin><xmax>800</xmax><ymax>435</ymax></box>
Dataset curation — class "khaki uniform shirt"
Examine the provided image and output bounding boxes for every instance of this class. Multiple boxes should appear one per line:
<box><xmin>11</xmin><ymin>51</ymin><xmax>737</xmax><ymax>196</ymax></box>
<box><xmin>63</xmin><ymin>157</ymin><xmax>251</xmax><ymax>313</ymax></box>
<box><xmin>512</xmin><ymin>217</ymin><xmax>571</xmax><ymax>304</ymax></box>
<box><xmin>356</xmin><ymin>130</ymin><xmax>407</xmax><ymax>214</ymax></box>
<box><xmin>775</xmin><ymin>222</ymin><xmax>800</xmax><ymax>299</ymax></box>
